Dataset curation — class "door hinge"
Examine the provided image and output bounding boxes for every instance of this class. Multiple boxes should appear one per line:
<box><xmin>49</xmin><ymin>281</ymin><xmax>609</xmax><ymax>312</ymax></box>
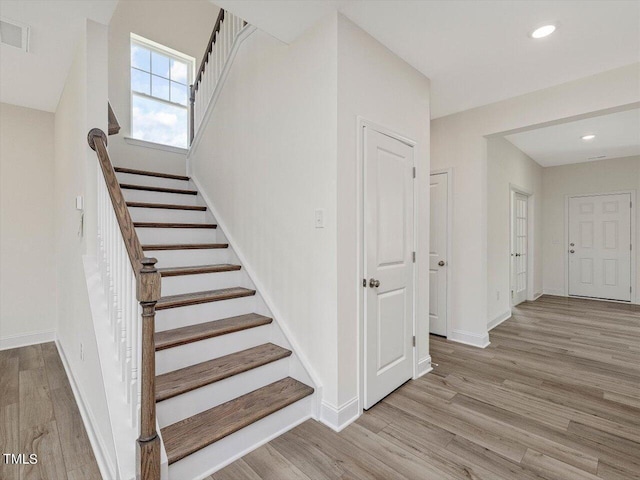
<box><xmin>413</xmin><ymin>167</ymin><xmax>416</xmax><ymax>179</ymax></box>
<box><xmin>412</xmin><ymin>251</ymin><xmax>416</xmax><ymax>263</ymax></box>
<box><xmin>363</xmin><ymin>278</ymin><xmax>366</xmax><ymax>287</ymax></box>
<box><xmin>413</xmin><ymin>335</ymin><xmax>416</xmax><ymax>347</ymax></box>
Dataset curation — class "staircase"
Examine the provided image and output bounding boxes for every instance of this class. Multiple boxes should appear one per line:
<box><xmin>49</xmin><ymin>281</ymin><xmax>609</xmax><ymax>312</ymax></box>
<box><xmin>116</xmin><ymin>166</ymin><xmax>315</xmax><ymax>478</ymax></box>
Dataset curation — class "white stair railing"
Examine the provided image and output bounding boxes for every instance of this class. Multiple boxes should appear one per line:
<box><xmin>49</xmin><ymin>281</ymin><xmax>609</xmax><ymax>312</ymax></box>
<box><xmin>190</xmin><ymin>9</ymin><xmax>246</xmax><ymax>143</ymax></box>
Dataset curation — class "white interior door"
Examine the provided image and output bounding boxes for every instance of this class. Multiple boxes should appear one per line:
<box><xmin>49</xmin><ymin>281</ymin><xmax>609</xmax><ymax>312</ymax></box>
<box><xmin>364</xmin><ymin>127</ymin><xmax>414</xmax><ymax>410</ymax></box>
<box><xmin>511</xmin><ymin>192</ymin><xmax>528</xmax><ymax>306</ymax></box>
<box><xmin>569</xmin><ymin>194</ymin><xmax>632</xmax><ymax>302</ymax></box>
<box><xmin>429</xmin><ymin>173</ymin><xmax>448</xmax><ymax>336</ymax></box>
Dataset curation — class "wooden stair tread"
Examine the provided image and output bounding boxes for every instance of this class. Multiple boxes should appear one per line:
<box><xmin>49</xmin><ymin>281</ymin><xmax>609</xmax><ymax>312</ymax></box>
<box><xmin>142</xmin><ymin>243</ymin><xmax>228</xmax><ymax>251</ymax></box>
<box><xmin>155</xmin><ymin>313</ymin><xmax>273</xmax><ymax>351</ymax></box>
<box><xmin>162</xmin><ymin>377</ymin><xmax>314</xmax><ymax>464</ymax></box>
<box><xmin>156</xmin><ymin>287</ymin><xmax>256</xmax><ymax>310</ymax></box>
<box><xmin>126</xmin><ymin>202</ymin><xmax>206</xmax><ymax>211</ymax></box>
<box><xmin>156</xmin><ymin>343</ymin><xmax>291</xmax><ymax>402</ymax></box>
<box><xmin>158</xmin><ymin>264</ymin><xmax>241</xmax><ymax>277</ymax></box>
<box><xmin>120</xmin><ymin>183</ymin><xmax>198</xmax><ymax>195</ymax></box>
<box><xmin>134</xmin><ymin>222</ymin><xmax>217</xmax><ymax>229</ymax></box>
<box><xmin>114</xmin><ymin>167</ymin><xmax>189</xmax><ymax>181</ymax></box>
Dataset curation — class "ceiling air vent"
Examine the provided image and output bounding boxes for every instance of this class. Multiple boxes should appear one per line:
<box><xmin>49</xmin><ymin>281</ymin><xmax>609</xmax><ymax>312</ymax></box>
<box><xmin>0</xmin><ymin>18</ymin><xmax>29</xmax><ymax>52</ymax></box>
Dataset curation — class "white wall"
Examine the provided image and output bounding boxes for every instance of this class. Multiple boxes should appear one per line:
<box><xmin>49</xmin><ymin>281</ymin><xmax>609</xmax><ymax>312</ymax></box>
<box><xmin>108</xmin><ymin>0</ymin><xmax>219</xmax><ymax>175</ymax></box>
<box><xmin>432</xmin><ymin>63</ymin><xmax>640</xmax><ymax>347</ymax></box>
<box><xmin>486</xmin><ymin>137</ymin><xmax>543</xmax><ymax>326</ymax></box>
<box><xmin>542</xmin><ymin>155</ymin><xmax>640</xmax><ymax>300</ymax></box>
<box><xmin>54</xmin><ymin>19</ymin><xmax>117</xmax><ymax>477</ymax></box>
<box><xmin>189</xmin><ymin>15</ymin><xmax>340</xmax><ymax>405</ymax></box>
<box><xmin>336</xmin><ymin>15</ymin><xmax>431</xmax><ymax>406</ymax></box>
<box><xmin>0</xmin><ymin>103</ymin><xmax>57</xmax><ymax>348</ymax></box>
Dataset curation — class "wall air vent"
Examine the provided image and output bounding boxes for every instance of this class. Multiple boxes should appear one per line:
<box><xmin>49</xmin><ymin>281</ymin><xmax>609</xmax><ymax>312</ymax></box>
<box><xmin>587</xmin><ymin>155</ymin><xmax>607</xmax><ymax>160</ymax></box>
<box><xmin>0</xmin><ymin>18</ymin><xmax>29</xmax><ymax>52</ymax></box>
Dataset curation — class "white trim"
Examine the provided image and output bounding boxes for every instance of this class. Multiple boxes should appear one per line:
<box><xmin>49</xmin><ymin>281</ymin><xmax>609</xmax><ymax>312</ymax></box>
<box><xmin>543</xmin><ymin>289</ymin><xmax>565</xmax><ymax>296</ymax></box>
<box><xmin>55</xmin><ymin>339</ymin><xmax>117</xmax><ymax>480</ymax></box>
<box><xmin>532</xmin><ymin>292</ymin><xmax>544</xmax><ymax>301</ymax></box>
<box><xmin>189</xmin><ymin>175</ymin><xmax>322</xmax><ymax>415</ymax></box>
<box><xmin>564</xmin><ymin>190</ymin><xmax>637</xmax><ymax>304</ymax></box>
<box><xmin>449</xmin><ymin>329</ymin><xmax>490</xmax><ymax>348</ymax></box>
<box><xmin>0</xmin><ymin>329</ymin><xmax>55</xmax><ymax>351</ymax></box>
<box><xmin>430</xmin><ymin>168</ymin><xmax>453</xmax><ymax>339</ymax></box>
<box><xmin>417</xmin><ymin>355</ymin><xmax>434</xmax><ymax>378</ymax></box>
<box><xmin>187</xmin><ymin>24</ymin><xmax>257</xmax><ymax>164</ymax></box>
<box><xmin>488</xmin><ymin>309</ymin><xmax>511</xmax><ymax>331</ymax></box>
<box><xmin>356</xmin><ymin>118</ymin><xmax>419</xmax><ymax>415</ymax></box>
<box><xmin>319</xmin><ymin>397</ymin><xmax>359</xmax><ymax>432</ymax></box>
<box><xmin>124</xmin><ymin>136</ymin><xmax>188</xmax><ymax>155</ymax></box>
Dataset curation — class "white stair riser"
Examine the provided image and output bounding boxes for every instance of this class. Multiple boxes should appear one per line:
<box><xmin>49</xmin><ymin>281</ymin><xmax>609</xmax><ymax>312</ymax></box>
<box><xmin>156</xmin><ymin>296</ymin><xmax>256</xmax><ymax>332</ymax></box>
<box><xmin>136</xmin><ymin>227</ymin><xmax>218</xmax><ymax>245</ymax></box>
<box><xmin>156</xmin><ymin>324</ymin><xmax>273</xmax><ymax>374</ymax></box>
<box><xmin>149</xmin><ymin>249</ymin><xmax>231</xmax><ymax>269</ymax></box>
<box><xmin>116</xmin><ymin>172</ymin><xmax>192</xmax><ymax>190</ymax></box>
<box><xmin>129</xmin><ymin>207</ymin><xmax>210</xmax><ymax>224</ymax></box>
<box><xmin>161</xmin><ymin>270</ymin><xmax>244</xmax><ymax>296</ymax></box>
<box><xmin>157</xmin><ymin>360</ymin><xmax>289</xmax><ymax>426</ymax></box>
<box><xmin>122</xmin><ymin>189</ymin><xmax>202</xmax><ymax>206</ymax></box>
<box><xmin>167</xmin><ymin>396</ymin><xmax>313</xmax><ymax>480</ymax></box>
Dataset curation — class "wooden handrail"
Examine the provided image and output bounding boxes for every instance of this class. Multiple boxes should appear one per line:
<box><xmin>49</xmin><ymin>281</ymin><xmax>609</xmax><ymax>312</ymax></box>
<box><xmin>194</xmin><ymin>8</ymin><xmax>225</xmax><ymax>93</ymax></box>
<box><xmin>88</xmin><ymin>128</ymin><xmax>161</xmax><ymax>480</ymax></box>
<box><xmin>108</xmin><ymin>102</ymin><xmax>121</xmax><ymax>136</ymax></box>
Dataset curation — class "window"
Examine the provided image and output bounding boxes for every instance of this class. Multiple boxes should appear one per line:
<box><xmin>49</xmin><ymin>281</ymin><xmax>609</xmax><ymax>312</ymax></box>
<box><xmin>130</xmin><ymin>35</ymin><xmax>194</xmax><ymax>149</ymax></box>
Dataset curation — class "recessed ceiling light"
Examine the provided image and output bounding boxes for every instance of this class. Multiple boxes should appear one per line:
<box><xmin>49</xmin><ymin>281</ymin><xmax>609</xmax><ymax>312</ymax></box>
<box><xmin>581</xmin><ymin>134</ymin><xmax>596</xmax><ymax>141</ymax></box>
<box><xmin>531</xmin><ymin>25</ymin><xmax>556</xmax><ymax>39</ymax></box>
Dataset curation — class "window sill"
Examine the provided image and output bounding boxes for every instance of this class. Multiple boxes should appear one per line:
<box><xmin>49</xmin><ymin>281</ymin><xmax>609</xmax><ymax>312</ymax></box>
<box><xmin>124</xmin><ymin>136</ymin><xmax>189</xmax><ymax>155</ymax></box>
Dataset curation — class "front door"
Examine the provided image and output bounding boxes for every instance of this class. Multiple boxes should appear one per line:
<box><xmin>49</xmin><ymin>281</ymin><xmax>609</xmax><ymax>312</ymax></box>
<box><xmin>569</xmin><ymin>194</ymin><xmax>632</xmax><ymax>301</ymax></box>
<box><xmin>364</xmin><ymin>127</ymin><xmax>415</xmax><ymax>410</ymax></box>
<box><xmin>429</xmin><ymin>172</ymin><xmax>448</xmax><ymax>336</ymax></box>
<box><xmin>511</xmin><ymin>192</ymin><xmax>528</xmax><ymax>306</ymax></box>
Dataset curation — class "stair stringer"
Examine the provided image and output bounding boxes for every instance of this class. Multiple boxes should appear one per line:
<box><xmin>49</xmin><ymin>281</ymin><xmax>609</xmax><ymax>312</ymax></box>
<box><xmin>189</xmin><ymin>175</ymin><xmax>323</xmax><ymax>416</ymax></box>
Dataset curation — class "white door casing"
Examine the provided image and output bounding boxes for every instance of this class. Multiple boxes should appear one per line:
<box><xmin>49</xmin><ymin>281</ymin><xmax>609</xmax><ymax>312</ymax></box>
<box><xmin>511</xmin><ymin>193</ymin><xmax>528</xmax><ymax>306</ymax></box>
<box><xmin>364</xmin><ymin>127</ymin><xmax>415</xmax><ymax>410</ymax></box>
<box><xmin>429</xmin><ymin>172</ymin><xmax>448</xmax><ymax>336</ymax></box>
<box><xmin>568</xmin><ymin>193</ymin><xmax>632</xmax><ymax>302</ymax></box>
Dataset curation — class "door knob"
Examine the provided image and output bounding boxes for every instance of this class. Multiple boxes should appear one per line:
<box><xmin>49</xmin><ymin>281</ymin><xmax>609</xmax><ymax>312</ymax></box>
<box><xmin>570</xmin><ymin>243</ymin><xmax>575</xmax><ymax>247</ymax></box>
<box><xmin>438</xmin><ymin>261</ymin><xmax>445</xmax><ymax>267</ymax></box>
<box><xmin>369</xmin><ymin>278</ymin><xmax>380</xmax><ymax>288</ymax></box>
<box><xmin>570</xmin><ymin>249</ymin><xmax>575</xmax><ymax>254</ymax></box>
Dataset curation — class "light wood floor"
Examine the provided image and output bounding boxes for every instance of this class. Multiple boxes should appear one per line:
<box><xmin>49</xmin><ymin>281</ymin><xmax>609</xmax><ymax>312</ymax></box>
<box><xmin>0</xmin><ymin>342</ymin><xmax>101</xmax><ymax>480</ymax></box>
<box><xmin>211</xmin><ymin>295</ymin><xmax>640</xmax><ymax>480</ymax></box>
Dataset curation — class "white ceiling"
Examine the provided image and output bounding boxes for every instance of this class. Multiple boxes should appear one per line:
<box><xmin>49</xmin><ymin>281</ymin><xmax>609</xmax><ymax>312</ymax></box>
<box><xmin>0</xmin><ymin>0</ymin><xmax>118</xmax><ymax>112</ymax></box>
<box><xmin>504</xmin><ymin>108</ymin><xmax>640</xmax><ymax>167</ymax></box>
<box><xmin>215</xmin><ymin>0</ymin><xmax>640</xmax><ymax>118</ymax></box>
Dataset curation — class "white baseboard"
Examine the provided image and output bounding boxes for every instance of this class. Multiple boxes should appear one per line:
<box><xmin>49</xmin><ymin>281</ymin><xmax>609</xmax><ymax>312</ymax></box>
<box><xmin>416</xmin><ymin>355</ymin><xmax>433</xmax><ymax>378</ymax></box>
<box><xmin>543</xmin><ymin>289</ymin><xmax>565</xmax><ymax>297</ymax></box>
<box><xmin>319</xmin><ymin>397</ymin><xmax>359</xmax><ymax>432</ymax></box>
<box><xmin>488</xmin><ymin>310</ymin><xmax>511</xmax><ymax>331</ymax></box>
<box><xmin>532</xmin><ymin>292</ymin><xmax>544</xmax><ymax>301</ymax></box>
<box><xmin>0</xmin><ymin>329</ymin><xmax>55</xmax><ymax>351</ymax></box>
<box><xmin>449</xmin><ymin>329</ymin><xmax>490</xmax><ymax>348</ymax></box>
<box><xmin>55</xmin><ymin>339</ymin><xmax>117</xmax><ymax>480</ymax></box>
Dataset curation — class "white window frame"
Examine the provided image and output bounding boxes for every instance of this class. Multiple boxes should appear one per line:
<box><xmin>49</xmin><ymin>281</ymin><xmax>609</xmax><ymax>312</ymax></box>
<box><xmin>129</xmin><ymin>33</ymin><xmax>195</xmax><ymax>149</ymax></box>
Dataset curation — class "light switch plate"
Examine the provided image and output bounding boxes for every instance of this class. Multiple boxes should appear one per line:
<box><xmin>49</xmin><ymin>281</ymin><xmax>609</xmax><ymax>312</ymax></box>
<box><xmin>315</xmin><ymin>209</ymin><xmax>325</xmax><ymax>228</ymax></box>
<box><xmin>76</xmin><ymin>195</ymin><xmax>84</xmax><ymax>210</ymax></box>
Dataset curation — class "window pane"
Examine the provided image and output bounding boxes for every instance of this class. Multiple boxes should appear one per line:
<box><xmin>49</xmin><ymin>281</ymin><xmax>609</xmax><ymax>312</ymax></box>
<box><xmin>151</xmin><ymin>75</ymin><xmax>170</xmax><ymax>101</ymax></box>
<box><xmin>132</xmin><ymin>94</ymin><xmax>188</xmax><ymax>148</ymax></box>
<box><xmin>151</xmin><ymin>51</ymin><xmax>170</xmax><ymax>78</ymax></box>
<box><xmin>170</xmin><ymin>59</ymin><xmax>188</xmax><ymax>84</ymax></box>
<box><xmin>171</xmin><ymin>82</ymin><xmax>188</xmax><ymax>106</ymax></box>
<box><xmin>131</xmin><ymin>68</ymin><xmax>150</xmax><ymax>95</ymax></box>
<box><xmin>131</xmin><ymin>44</ymin><xmax>150</xmax><ymax>71</ymax></box>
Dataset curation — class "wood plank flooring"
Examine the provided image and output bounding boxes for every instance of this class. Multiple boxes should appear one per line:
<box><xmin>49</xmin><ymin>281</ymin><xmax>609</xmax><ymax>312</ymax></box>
<box><xmin>0</xmin><ymin>342</ymin><xmax>101</xmax><ymax>480</ymax></box>
<box><xmin>211</xmin><ymin>295</ymin><xmax>640</xmax><ymax>480</ymax></box>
